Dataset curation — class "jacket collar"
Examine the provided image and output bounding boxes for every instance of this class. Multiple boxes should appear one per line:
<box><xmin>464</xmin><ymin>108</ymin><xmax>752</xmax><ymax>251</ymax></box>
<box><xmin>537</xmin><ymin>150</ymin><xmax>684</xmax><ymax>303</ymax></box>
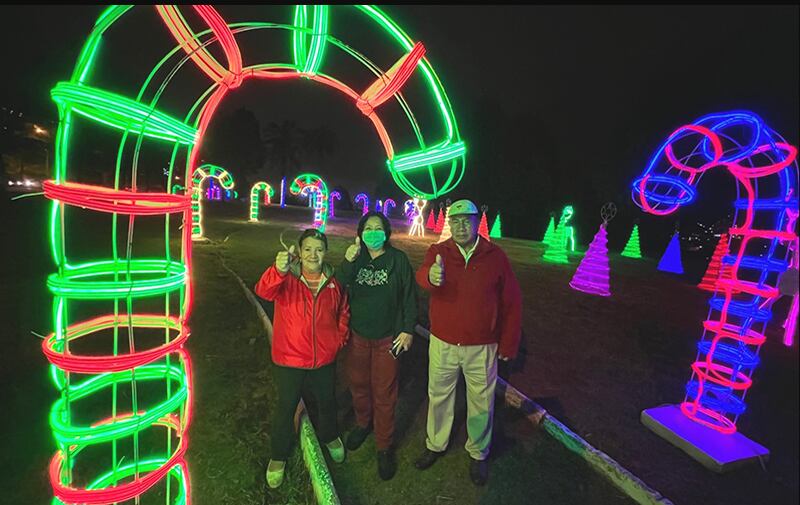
<box><xmin>442</xmin><ymin>236</ymin><xmax>492</xmax><ymax>258</ymax></box>
<box><xmin>289</xmin><ymin>261</ymin><xmax>336</xmax><ymax>289</ymax></box>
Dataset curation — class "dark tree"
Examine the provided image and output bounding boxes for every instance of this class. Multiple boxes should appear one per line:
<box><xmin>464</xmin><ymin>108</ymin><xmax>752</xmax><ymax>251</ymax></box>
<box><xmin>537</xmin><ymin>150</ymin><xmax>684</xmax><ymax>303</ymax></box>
<box><xmin>202</xmin><ymin>107</ymin><xmax>265</xmax><ymax>188</ymax></box>
<box><xmin>301</xmin><ymin>125</ymin><xmax>338</xmax><ymax>167</ymax></box>
<box><xmin>262</xmin><ymin>119</ymin><xmax>305</xmax><ymax>181</ymax></box>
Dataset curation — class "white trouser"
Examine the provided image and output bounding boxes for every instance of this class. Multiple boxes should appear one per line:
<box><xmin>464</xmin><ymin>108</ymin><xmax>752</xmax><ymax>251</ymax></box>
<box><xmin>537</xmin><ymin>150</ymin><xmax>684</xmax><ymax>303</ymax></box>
<box><xmin>425</xmin><ymin>334</ymin><xmax>498</xmax><ymax>460</ymax></box>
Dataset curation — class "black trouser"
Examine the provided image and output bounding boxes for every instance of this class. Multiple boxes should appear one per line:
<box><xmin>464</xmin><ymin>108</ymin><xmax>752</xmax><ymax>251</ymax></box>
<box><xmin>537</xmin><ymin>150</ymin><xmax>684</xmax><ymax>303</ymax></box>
<box><xmin>271</xmin><ymin>362</ymin><xmax>339</xmax><ymax>461</ymax></box>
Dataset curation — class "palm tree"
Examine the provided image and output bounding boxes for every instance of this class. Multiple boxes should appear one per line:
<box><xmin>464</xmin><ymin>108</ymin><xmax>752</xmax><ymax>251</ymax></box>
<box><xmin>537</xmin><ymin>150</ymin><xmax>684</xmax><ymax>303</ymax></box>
<box><xmin>302</xmin><ymin>125</ymin><xmax>338</xmax><ymax>167</ymax></box>
<box><xmin>262</xmin><ymin>120</ymin><xmax>305</xmax><ymax>179</ymax></box>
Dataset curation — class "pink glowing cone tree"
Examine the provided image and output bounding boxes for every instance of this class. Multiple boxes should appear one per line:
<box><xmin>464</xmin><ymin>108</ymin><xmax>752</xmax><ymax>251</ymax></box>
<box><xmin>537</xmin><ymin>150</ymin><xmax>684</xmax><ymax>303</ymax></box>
<box><xmin>570</xmin><ymin>224</ymin><xmax>611</xmax><ymax>296</ymax></box>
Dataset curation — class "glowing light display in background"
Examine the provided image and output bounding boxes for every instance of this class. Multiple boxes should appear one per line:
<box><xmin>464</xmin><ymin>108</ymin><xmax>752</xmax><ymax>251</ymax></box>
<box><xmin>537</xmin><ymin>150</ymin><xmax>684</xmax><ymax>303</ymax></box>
<box><xmin>404</xmin><ymin>198</ymin><xmax>415</xmax><ymax>224</ymax></box>
<box><xmin>355</xmin><ymin>193</ymin><xmax>369</xmax><ymax>216</ymax></box>
<box><xmin>542</xmin><ymin>213</ymin><xmax>556</xmax><ymax>247</ymax></box>
<box><xmin>570</xmin><ymin>203</ymin><xmax>616</xmax><ymax>297</ymax></box>
<box><xmin>382</xmin><ymin>198</ymin><xmax>396</xmax><ymax>217</ymax></box>
<box><xmin>437</xmin><ymin>205</ymin><xmax>452</xmax><ymax>243</ymax></box>
<box><xmin>280</xmin><ymin>177</ymin><xmax>286</xmax><ymax>208</ymax></box>
<box><xmin>698</xmin><ymin>234</ymin><xmax>734</xmax><ymax>292</ymax></box>
<box><xmin>426</xmin><ymin>208</ymin><xmax>436</xmax><ymax>230</ymax></box>
<box><xmin>633</xmin><ymin>111</ymin><xmax>798</xmax><ymax>447</ymax></box>
<box><xmin>478</xmin><ymin>205</ymin><xmax>490</xmax><ymax>241</ymax></box>
<box><xmin>543</xmin><ymin>216</ymin><xmax>569</xmax><ymax>264</ymax></box>
<box><xmin>408</xmin><ymin>198</ymin><xmax>427</xmax><ymax>237</ymax></box>
<box><xmin>781</xmin><ymin>238</ymin><xmax>799</xmax><ymax>346</ymax></box>
<box><xmin>42</xmin><ymin>5</ymin><xmax>468</xmax><ymax>502</ymax></box>
<box><xmin>291</xmin><ymin>173</ymin><xmax>329</xmax><ymax>232</ymax></box>
<box><xmin>249</xmin><ymin>181</ymin><xmax>274</xmax><ymax>222</ymax></box>
<box><xmin>192</xmin><ymin>164</ymin><xmax>235</xmax><ymax>240</ymax></box>
<box><xmin>328</xmin><ymin>190</ymin><xmax>341</xmax><ymax>217</ymax></box>
<box><xmin>560</xmin><ymin>205</ymin><xmax>576</xmax><ymax>251</ymax></box>
<box><xmin>620</xmin><ymin>223</ymin><xmax>643</xmax><ymax>259</ymax></box>
<box><xmin>434</xmin><ymin>203</ymin><xmax>445</xmax><ymax>233</ymax></box>
<box><xmin>657</xmin><ymin>231</ymin><xmax>684</xmax><ymax>274</ymax></box>
<box><xmin>205</xmin><ymin>178</ymin><xmax>238</xmax><ymax>201</ymax></box>
<box><xmin>489</xmin><ymin>213</ymin><xmax>502</xmax><ymax>239</ymax></box>
<box><xmin>375</xmin><ymin>199</ymin><xmax>383</xmax><ymax>213</ymax></box>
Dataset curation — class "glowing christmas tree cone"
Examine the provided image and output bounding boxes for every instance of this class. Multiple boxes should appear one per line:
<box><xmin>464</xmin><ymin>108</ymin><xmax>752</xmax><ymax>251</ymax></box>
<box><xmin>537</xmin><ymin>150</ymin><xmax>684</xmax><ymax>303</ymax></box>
<box><xmin>570</xmin><ymin>223</ymin><xmax>611</xmax><ymax>296</ymax></box>
<box><xmin>698</xmin><ymin>234</ymin><xmax>730</xmax><ymax>291</ymax></box>
<box><xmin>434</xmin><ymin>205</ymin><xmax>445</xmax><ymax>233</ymax></box>
<box><xmin>437</xmin><ymin>205</ymin><xmax>452</xmax><ymax>243</ymax></box>
<box><xmin>621</xmin><ymin>224</ymin><xmax>643</xmax><ymax>258</ymax></box>
<box><xmin>543</xmin><ymin>223</ymin><xmax>569</xmax><ymax>263</ymax></box>
<box><xmin>657</xmin><ymin>231</ymin><xmax>684</xmax><ymax>274</ymax></box>
<box><xmin>489</xmin><ymin>213</ymin><xmax>502</xmax><ymax>238</ymax></box>
<box><xmin>542</xmin><ymin>215</ymin><xmax>556</xmax><ymax>246</ymax></box>
<box><xmin>426</xmin><ymin>209</ymin><xmax>437</xmax><ymax>230</ymax></box>
<box><xmin>478</xmin><ymin>205</ymin><xmax>490</xmax><ymax>241</ymax></box>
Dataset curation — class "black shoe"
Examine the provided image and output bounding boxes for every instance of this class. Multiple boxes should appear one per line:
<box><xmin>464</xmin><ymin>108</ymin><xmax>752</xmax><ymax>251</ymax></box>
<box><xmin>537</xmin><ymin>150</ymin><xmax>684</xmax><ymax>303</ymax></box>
<box><xmin>346</xmin><ymin>425</ymin><xmax>371</xmax><ymax>451</ymax></box>
<box><xmin>414</xmin><ymin>448</ymin><xmax>443</xmax><ymax>470</ymax></box>
<box><xmin>469</xmin><ymin>458</ymin><xmax>488</xmax><ymax>486</ymax></box>
<box><xmin>377</xmin><ymin>449</ymin><xmax>396</xmax><ymax>480</ymax></box>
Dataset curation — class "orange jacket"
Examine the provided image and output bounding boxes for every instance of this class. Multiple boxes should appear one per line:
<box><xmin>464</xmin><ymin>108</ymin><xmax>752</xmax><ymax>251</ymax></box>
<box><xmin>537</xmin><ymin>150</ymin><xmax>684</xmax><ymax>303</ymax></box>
<box><xmin>255</xmin><ymin>263</ymin><xmax>350</xmax><ymax>368</ymax></box>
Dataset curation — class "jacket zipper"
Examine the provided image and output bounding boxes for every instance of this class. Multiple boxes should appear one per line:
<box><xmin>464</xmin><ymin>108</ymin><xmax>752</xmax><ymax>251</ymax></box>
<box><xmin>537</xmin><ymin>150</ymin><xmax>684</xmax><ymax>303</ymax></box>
<box><xmin>311</xmin><ymin>292</ymin><xmax>317</xmax><ymax>368</ymax></box>
<box><xmin>307</xmin><ymin>272</ymin><xmax>332</xmax><ymax>369</ymax></box>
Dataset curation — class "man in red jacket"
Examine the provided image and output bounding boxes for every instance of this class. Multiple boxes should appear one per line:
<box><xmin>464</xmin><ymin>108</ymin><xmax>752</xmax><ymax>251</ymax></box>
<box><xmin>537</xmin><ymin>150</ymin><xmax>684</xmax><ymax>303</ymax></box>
<box><xmin>414</xmin><ymin>199</ymin><xmax>522</xmax><ymax>486</ymax></box>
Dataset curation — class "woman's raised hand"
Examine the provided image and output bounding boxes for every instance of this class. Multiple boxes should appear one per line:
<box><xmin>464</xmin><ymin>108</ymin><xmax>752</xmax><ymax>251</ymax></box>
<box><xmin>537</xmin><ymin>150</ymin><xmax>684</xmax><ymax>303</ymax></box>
<box><xmin>276</xmin><ymin>245</ymin><xmax>296</xmax><ymax>274</ymax></box>
<box><xmin>345</xmin><ymin>237</ymin><xmax>361</xmax><ymax>262</ymax></box>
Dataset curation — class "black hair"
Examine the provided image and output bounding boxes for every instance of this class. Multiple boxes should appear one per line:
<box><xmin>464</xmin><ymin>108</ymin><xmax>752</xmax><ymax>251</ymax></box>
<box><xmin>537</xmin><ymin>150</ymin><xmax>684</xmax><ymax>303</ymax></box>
<box><xmin>357</xmin><ymin>211</ymin><xmax>392</xmax><ymax>246</ymax></box>
<box><xmin>298</xmin><ymin>228</ymin><xmax>328</xmax><ymax>250</ymax></box>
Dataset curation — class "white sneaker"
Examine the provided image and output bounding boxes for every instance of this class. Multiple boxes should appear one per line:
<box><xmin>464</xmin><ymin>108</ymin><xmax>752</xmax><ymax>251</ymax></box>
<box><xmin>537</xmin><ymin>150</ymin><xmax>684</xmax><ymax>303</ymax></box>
<box><xmin>266</xmin><ymin>459</ymin><xmax>286</xmax><ymax>488</ymax></box>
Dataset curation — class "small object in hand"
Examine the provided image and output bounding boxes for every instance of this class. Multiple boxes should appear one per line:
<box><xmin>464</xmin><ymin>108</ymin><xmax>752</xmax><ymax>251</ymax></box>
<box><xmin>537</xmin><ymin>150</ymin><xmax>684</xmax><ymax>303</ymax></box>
<box><xmin>389</xmin><ymin>341</ymin><xmax>405</xmax><ymax>359</ymax></box>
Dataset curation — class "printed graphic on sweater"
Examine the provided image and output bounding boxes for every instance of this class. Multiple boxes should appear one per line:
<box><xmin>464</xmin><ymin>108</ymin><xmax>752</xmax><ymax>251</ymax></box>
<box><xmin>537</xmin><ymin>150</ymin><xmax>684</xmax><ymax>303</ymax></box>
<box><xmin>355</xmin><ymin>267</ymin><xmax>389</xmax><ymax>286</ymax></box>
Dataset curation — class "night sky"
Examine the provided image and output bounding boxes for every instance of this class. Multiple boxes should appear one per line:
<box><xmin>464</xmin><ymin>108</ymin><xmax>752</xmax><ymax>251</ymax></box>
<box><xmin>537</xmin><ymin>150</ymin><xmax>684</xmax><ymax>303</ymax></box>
<box><xmin>1</xmin><ymin>5</ymin><xmax>798</xmax><ymax>247</ymax></box>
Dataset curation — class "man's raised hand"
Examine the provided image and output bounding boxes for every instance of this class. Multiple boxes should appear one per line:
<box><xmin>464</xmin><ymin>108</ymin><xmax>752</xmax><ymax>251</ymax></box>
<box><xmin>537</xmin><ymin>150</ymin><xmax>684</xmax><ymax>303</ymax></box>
<box><xmin>428</xmin><ymin>253</ymin><xmax>445</xmax><ymax>286</ymax></box>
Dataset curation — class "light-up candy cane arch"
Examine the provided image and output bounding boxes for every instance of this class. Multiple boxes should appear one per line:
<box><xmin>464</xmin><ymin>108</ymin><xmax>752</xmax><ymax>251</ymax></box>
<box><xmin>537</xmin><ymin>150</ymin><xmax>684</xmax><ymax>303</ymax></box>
<box><xmin>191</xmin><ymin>164</ymin><xmax>234</xmax><ymax>240</ymax></box>
<box><xmin>328</xmin><ymin>190</ymin><xmax>341</xmax><ymax>217</ymax></box>
<box><xmin>249</xmin><ymin>181</ymin><xmax>274</xmax><ymax>222</ymax></box>
<box><xmin>634</xmin><ymin>111</ymin><xmax>798</xmax><ymax>467</ymax></box>
<box><xmin>382</xmin><ymin>198</ymin><xmax>396</xmax><ymax>216</ymax></box>
<box><xmin>43</xmin><ymin>5</ymin><xmax>465</xmax><ymax>503</ymax></box>
<box><xmin>355</xmin><ymin>193</ymin><xmax>370</xmax><ymax>215</ymax></box>
<box><xmin>291</xmin><ymin>173</ymin><xmax>329</xmax><ymax>232</ymax></box>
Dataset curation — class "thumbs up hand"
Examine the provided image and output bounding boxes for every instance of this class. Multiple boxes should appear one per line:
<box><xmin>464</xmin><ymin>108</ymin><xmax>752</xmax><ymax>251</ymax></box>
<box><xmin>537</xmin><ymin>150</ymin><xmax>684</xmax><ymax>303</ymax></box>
<box><xmin>276</xmin><ymin>245</ymin><xmax>295</xmax><ymax>274</ymax></box>
<box><xmin>345</xmin><ymin>237</ymin><xmax>361</xmax><ymax>262</ymax></box>
<box><xmin>429</xmin><ymin>253</ymin><xmax>445</xmax><ymax>287</ymax></box>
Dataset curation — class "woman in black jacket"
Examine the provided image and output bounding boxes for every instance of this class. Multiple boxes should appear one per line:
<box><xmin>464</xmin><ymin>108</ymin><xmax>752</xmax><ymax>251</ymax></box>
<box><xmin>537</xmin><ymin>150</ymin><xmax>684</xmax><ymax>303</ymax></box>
<box><xmin>337</xmin><ymin>211</ymin><xmax>418</xmax><ymax>480</ymax></box>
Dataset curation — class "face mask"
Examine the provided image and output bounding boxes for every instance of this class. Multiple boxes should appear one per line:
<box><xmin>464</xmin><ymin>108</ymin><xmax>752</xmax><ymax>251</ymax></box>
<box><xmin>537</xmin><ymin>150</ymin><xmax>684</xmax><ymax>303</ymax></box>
<box><xmin>362</xmin><ymin>229</ymin><xmax>386</xmax><ymax>250</ymax></box>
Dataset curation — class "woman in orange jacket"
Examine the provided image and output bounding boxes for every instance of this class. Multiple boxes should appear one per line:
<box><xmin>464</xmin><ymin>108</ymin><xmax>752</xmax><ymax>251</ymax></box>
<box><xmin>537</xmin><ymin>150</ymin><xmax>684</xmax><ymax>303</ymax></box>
<box><xmin>255</xmin><ymin>229</ymin><xmax>350</xmax><ymax>488</ymax></box>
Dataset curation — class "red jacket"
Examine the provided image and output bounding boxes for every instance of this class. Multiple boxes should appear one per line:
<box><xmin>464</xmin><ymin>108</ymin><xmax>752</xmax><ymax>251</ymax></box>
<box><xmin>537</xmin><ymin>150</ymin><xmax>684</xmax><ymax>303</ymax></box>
<box><xmin>416</xmin><ymin>237</ymin><xmax>523</xmax><ymax>358</ymax></box>
<box><xmin>255</xmin><ymin>263</ymin><xmax>350</xmax><ymax>369</ymax></box>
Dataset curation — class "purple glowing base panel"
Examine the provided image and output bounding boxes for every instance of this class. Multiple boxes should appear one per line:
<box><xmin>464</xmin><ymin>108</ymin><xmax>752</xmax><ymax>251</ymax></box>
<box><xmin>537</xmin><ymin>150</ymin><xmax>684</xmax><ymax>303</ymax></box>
<box><xmin>641</xmin><ymin>405</ymin><xmax>769</xmax><ymax>473</ymax></box>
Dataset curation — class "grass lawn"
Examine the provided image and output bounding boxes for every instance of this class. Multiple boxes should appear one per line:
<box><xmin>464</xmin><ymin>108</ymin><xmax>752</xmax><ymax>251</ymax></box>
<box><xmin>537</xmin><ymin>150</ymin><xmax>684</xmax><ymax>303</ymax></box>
<box><xmin>3</xmin><ymin>197</ymin><xmax>796</xmax><ymax>504</ymax></box>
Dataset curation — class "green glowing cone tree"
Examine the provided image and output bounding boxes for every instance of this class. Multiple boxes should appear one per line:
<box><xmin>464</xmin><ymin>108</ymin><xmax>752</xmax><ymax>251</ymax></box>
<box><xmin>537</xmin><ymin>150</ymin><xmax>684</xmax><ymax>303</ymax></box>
<box><xmin>621</xmin><ymin>224</ymin><xmax>643</xmax><ymax>259</ymax></box>
<box><xmin>489</xmin><ymin>213</ymin><xmax>502</xmax><ymax>239</ymax></box>
<box><xmin>543</xmin><ymin>222</ymin><xmax>569</xmax><ymax>264</ymax></box>
<box><xmin>542</xmin><ymin>216</ymin><xmax>556</xmax><ymax>246</ymax></box>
